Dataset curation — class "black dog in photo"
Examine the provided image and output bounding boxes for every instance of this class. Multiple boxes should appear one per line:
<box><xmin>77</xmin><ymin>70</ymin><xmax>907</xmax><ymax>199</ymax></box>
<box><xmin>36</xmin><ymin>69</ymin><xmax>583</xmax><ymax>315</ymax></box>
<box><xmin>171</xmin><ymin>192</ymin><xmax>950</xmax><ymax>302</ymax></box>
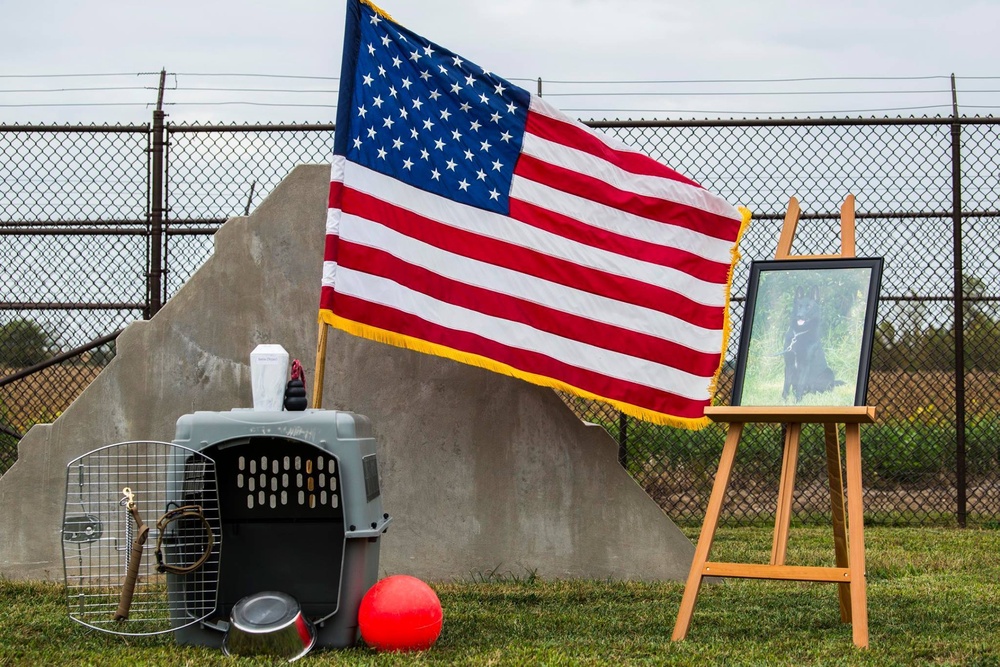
<box><xmin>781</xmin><ymin>286</ymin><xmax>843</xmax><ymax>402</ymax></box>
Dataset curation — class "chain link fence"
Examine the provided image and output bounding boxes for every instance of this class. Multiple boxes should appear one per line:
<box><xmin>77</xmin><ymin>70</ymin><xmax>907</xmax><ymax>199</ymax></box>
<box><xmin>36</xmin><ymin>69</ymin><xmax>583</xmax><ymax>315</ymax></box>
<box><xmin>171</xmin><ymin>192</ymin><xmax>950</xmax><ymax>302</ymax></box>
<box><xmin>1</xmin><ymin>125</ymin><xmax>149</xmax><ymax>472</ymax></box>
<box><xmin>163</xmin><ymin>124</ymin><xmax>336</xmax><ymax>298</ymax></box>
<box><xmin>592</xmin><ymin>118</ymin><xmax>1000</xmax><ymax>527</ymax></box>
<box><xmin>2</xmin><ymin>116</ymin><xmax>998</xmax><ymax>527</ymax></box>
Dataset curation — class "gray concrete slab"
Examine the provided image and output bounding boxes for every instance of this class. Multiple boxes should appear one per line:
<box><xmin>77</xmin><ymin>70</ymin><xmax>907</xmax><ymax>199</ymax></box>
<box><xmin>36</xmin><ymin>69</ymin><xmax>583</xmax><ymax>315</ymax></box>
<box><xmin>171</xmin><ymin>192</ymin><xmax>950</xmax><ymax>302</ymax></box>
<box><xmin>0</xmin><ymin>164</ymin><xmax>695</xmax><ymax>582</ymax></box>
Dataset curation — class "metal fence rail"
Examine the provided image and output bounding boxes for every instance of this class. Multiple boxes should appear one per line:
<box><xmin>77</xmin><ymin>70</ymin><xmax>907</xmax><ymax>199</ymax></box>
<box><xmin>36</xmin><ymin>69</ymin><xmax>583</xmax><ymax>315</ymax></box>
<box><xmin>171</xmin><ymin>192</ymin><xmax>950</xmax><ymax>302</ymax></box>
<box><xmin>2</xmin><ymin>115</ymin><xmax>998</xmax><ymax>527</ymax></box>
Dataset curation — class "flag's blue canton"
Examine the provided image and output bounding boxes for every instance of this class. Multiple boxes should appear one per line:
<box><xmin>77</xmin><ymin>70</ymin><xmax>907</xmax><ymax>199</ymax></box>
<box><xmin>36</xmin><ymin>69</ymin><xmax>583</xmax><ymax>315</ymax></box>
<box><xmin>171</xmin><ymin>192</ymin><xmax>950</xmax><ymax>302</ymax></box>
<box><xmin>346</xmin><ymin>5</ymin><xmax>530</xmax><ymax>214</ymax></box>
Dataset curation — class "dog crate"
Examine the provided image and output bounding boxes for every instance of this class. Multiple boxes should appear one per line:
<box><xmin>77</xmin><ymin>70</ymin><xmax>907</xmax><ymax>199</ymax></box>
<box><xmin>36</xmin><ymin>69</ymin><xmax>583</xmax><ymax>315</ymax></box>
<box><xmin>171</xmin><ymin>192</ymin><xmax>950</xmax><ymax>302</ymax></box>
<box><xmin>169</xmin><ymin>409</ymin><xmax>390</xmax><ymax>649</ymax></box>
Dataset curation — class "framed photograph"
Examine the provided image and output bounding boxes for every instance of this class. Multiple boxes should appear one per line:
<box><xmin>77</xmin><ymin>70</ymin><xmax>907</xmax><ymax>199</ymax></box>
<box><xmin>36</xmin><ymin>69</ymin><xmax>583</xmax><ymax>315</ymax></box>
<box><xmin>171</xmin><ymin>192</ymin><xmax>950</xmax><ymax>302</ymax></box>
<box><xmin>731</xmin><ymin>257</ymin><xmax>884</xmax><ymax>407</ymax></box>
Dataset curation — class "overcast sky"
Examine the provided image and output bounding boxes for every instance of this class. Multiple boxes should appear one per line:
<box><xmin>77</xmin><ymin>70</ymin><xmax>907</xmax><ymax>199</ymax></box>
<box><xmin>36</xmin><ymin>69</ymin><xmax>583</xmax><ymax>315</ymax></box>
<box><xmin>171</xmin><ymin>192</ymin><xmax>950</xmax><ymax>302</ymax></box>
<box><xmin>2</xmin><ymin>0</ymin><xmax>998</xmax><ymax>124</ymax></box>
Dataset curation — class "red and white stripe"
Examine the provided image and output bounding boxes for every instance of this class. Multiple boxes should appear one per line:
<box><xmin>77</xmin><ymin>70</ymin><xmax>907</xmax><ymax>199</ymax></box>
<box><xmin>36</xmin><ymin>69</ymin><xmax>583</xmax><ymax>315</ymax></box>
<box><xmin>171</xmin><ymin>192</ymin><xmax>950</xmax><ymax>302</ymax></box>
<box><xmin>322</xmin><ymin>95</ymin><xmax>743</xmax><ymax>422</ymax></box>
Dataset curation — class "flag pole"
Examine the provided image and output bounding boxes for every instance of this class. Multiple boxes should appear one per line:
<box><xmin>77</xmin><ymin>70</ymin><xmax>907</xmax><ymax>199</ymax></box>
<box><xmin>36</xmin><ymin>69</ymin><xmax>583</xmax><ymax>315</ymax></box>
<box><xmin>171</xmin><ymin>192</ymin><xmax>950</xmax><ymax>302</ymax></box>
<box><xmin>311</xmin><ymin>321</ymin><xmax>329</xmax><ymax>408</ymax></box>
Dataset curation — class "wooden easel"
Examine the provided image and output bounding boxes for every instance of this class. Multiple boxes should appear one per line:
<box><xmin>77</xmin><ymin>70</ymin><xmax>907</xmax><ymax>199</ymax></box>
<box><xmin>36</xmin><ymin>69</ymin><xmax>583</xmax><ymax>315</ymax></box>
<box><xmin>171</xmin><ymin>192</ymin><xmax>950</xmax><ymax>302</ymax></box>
<box><xmin>671</xmin><ymin>195</ymin><xmax>875</xmax><ymax>649</ymax></box>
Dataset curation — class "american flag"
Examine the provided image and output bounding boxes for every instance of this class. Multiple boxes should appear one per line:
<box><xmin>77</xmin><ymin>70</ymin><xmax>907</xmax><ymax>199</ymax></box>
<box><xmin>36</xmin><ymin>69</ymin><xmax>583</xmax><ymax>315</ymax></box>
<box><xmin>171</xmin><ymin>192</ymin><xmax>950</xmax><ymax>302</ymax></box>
<box><xmin>321</xmin><ymin>0</ymin><xmax>749</xmax><ymax>428</ymax></box>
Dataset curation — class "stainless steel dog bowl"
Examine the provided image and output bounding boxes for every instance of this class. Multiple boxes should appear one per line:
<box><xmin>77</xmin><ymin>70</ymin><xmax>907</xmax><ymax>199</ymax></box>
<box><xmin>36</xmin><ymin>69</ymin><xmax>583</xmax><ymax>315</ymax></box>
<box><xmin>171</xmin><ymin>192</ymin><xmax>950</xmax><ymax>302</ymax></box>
<box><xmin>222</xmin><ymin>591</ymin><xmax>316</xmax><ymax>662</ymax></box>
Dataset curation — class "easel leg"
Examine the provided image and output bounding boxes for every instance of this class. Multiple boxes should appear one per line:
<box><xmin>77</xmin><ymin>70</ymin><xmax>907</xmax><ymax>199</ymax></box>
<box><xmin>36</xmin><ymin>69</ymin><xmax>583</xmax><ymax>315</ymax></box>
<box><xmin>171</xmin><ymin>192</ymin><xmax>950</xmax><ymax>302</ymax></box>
<box><xmin>844</xmin><ymin>423</ymin><xmax>869</xmax><ymax>648</ymax></box>
<box><xmin>771</xmin><ymin>423</ymin><xmax>801</xmax><ymax>565</ymax></box>
<box><xmin>672</xmin><ymin>422</ymin><xmax>743</xmax><ymax>641</ymax></box>
<box><xmin>311</xmin><ymin>321</ymin><xmax>329</xmax><ymax>409</ymax></box>
<box><xmin>824</xmin><ymin>423</ymin><xmax>852</xmax><ymax>623</ymax></box>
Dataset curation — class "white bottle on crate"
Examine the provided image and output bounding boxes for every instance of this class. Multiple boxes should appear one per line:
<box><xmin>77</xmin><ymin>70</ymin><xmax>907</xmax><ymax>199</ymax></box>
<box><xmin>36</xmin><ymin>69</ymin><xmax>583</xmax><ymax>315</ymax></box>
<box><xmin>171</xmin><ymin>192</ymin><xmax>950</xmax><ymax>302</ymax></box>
<box><xmin>249</xmin><ymin>344</ymin><xmax>289</xmax><ymax>411</ymax></box>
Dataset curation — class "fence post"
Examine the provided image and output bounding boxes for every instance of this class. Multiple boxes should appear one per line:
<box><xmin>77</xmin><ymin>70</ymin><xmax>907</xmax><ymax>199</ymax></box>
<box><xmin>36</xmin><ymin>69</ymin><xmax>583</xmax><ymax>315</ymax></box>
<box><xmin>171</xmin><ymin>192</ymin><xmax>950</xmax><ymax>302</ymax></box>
<box><xmin>147</xmin><ymin>69</ymin><xmax>167</xmax><ymax>318</ymax></box>
<box><xmin>950</xmin><ymin>73</ymin><xmax>967</xmax><ymax>527</ymax></box>
<box><xmin>618</xmin><ymin>411</ymin><xmax>628</xmax><ymax>468</ymax></box>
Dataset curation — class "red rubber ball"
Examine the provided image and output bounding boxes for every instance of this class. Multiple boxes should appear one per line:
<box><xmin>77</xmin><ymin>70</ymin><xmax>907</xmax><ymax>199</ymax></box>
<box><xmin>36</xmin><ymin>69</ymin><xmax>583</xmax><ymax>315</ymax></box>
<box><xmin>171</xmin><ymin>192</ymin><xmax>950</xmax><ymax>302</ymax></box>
<box><xmin>358</xmin><ymin>575</ymin><xmax>443</xmax><ymax>652</ymax></box>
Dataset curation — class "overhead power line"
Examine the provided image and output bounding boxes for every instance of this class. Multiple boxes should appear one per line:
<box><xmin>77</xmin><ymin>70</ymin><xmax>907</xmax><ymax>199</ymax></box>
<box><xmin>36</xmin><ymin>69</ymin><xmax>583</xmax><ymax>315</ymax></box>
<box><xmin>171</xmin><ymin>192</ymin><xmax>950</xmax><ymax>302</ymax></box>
<box><xmin>173</xmin><ymin>86</ymin><xmax>338</xmax><ymax>94</ymax></box>
<box><xmin>543</xmin><ymin>89</ymin><xmax>958</xmax><ymax>98</ymax></box>
<box><xmin>564</xmin><ymin>104</ymin><xmax>955</xmax><ymax>115</ymax></box>
<box><xmin>0</xmin><ymin>102</ymin><xmax>154</xmax><ymax>108</ymax></box>
<box><xmin>174</xmin><ymin>72</ymin><xmax>339</xmax><ymax>81</ymax></box>
<box><xmin>1</xmin><ymin>71</ymin><xmax>998</xmax><ymax>119</ymax></box>
<box><xmin>0</xmin><ymin>86</ymin><xmax>153</xmax><ymax>94</ymax></box>
<box><xmin>0</xmin><ymin>72</ymin><xmax>148</xmax><ymax>79</ymax></box>
<box><xmin>540</xmin><ymin>75</ymin><xmax>954</xmax><ymax>85</ymax></box>
<box><xmin>166</xmin><ymin>101</ymin><xmax>338</xmax><ymax>108</ymax></box>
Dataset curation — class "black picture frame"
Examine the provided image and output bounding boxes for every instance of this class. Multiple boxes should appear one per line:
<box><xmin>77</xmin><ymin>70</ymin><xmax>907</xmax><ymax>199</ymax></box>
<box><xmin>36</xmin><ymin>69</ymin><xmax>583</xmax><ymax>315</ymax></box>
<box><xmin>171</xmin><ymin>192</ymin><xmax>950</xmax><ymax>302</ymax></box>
<box><xmin>731</xmin><ymin>257</ymin><xmax>884</xmax><ymax>407</ymax></box>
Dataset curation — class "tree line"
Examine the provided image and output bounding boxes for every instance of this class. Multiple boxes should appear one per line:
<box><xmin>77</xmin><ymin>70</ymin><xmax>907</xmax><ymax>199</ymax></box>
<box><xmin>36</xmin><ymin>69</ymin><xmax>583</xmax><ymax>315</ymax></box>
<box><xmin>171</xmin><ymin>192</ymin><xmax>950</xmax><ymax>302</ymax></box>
<box><xmin>0</xmin><ymin>317</ymin><xmax>114</xmax><ymax>368</ymax></box>
<box><xmin>871</xmin><ymin>275</ymin><xmax>999</xmax><ymax>372</ymax></box>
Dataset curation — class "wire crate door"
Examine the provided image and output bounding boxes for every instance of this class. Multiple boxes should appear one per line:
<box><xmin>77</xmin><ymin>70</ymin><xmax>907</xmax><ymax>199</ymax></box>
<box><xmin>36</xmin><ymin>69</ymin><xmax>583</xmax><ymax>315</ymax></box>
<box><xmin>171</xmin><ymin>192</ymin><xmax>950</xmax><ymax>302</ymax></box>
<box><xmin>62</xmin><ymin>441</ymin><xmax>222</xmax><ymax>636</ymax></box>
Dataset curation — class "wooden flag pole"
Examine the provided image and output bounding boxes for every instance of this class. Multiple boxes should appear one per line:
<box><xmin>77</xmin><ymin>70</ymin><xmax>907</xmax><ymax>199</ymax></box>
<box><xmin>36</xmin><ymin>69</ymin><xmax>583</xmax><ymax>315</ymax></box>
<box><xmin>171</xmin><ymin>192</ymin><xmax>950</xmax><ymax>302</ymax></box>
<box><xmin>311</xmin><ymin>321</ymin><xmax>329</xmax><ymax>408</ymax></box>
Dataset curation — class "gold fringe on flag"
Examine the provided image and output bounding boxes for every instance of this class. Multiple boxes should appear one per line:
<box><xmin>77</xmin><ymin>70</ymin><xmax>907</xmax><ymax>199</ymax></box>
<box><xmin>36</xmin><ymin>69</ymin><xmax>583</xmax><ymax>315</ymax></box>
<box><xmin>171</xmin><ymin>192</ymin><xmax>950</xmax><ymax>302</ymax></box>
<box><xmin>706</xmin><ymin>205</ymin><xmax>753</xmax><ymax>411</ymax></box>
<box><xmin>359</xmin><ymin>0</ymin><xmax>393</xmax><ymax>21</ymax></box>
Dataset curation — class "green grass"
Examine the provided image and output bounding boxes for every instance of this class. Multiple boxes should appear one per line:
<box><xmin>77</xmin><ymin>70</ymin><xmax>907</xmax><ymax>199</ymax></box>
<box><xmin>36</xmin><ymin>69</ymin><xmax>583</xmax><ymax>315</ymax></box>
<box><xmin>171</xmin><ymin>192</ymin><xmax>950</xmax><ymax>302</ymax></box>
<box><xmin>3</xmin><ymin>526</ymin><xmax>999</xmax><ymax>666</ymax></box>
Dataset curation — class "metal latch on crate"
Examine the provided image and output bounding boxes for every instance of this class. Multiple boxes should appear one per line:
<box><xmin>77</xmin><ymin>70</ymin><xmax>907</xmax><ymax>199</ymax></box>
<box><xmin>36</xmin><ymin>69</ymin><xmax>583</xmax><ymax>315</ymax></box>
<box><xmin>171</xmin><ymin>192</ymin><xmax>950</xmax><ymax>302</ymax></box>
<box><xmin>62</xmin><ymin>514</ymin><xmax>104</xmax><ymax>543</ymax></box>
<box><xmin>345</xmin><ymin>514</ymin><xmax>392</xmax><ymax>539</ymax></box>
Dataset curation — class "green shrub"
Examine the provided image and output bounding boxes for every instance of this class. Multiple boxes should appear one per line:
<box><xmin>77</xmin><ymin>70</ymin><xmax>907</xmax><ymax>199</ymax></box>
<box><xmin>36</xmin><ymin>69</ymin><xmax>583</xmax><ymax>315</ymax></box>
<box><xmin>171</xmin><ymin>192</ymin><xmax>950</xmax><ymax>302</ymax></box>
<box><xmin>608</xmin><ymin>414</ymin><xmax>995</xmax><ymax>485</ymax></box>
<box><xmin>0</xmin><ymin>317</ymin><xmax>54</xmax><ymax>367</ymax></box>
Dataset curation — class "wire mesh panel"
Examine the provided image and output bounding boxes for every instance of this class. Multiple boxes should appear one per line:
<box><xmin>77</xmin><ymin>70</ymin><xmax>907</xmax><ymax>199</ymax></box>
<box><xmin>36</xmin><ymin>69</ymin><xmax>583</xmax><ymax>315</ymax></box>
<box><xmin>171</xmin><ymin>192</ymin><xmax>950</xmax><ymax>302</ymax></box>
<box><xmin>1</xmin><ymin>350</ymin><xmax>111</xmax><ymax>436</ymax></box>
<box><xmin>577</xmin><ymin>117</ymin><xmax>999</xmax><ymax>527</ymax></box>
<box><xmin>0</xmin><ymin>126</ymin><xmax>150</xmax><ymax>221</ymax></box>
<box><xmin>959</xmin><ymin>122</ymin><xmax>1000</xmax><ymax>523</ymax></box>
<box><xmin>0</xmin><ymin>431</ymin><xmax>16</xmax><ymax>474</ymax></box>
<box><xmin>163</xmin><ymin>124</ymin><xmax>335</xmax><ymax>298</ymax></box>
<box><xmin>0</xmin><ymin>126</ymin><xmax>148</xmax><ymax>471</ymax></box>
<box><xmin>0</xmin><ymin>127</ymin><xmax>150</xmax><ymax>343</ymax></box>
<box><xmin>62</xmin><ymin>441</ymin><xmax>221</xmax><ymax>636</ymax></box>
